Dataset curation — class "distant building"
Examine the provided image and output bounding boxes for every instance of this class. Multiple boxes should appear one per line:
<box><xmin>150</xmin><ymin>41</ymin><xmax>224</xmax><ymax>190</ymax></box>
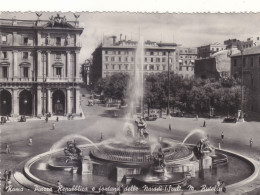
<box><xmin>224</xmin><ymin>39</ymin><xmax>241</xmax><ymax>49</ymax></box>
<box><xmin>195</xmin><ymin>49</ymin><xmax>239</xmax><ymax>80</ymax></box>
<box><xmin>91</xmin><ymin>35</ymin><xmax>179</xmax><ymax>84</ymax></box>
<box><xmin>231</xmin><ymin>46</ymin><xmax>260</xmax><ymax>114</ymax></box>
<box><xmin>197</xmin><ymin>43</ymin><xmax>226</xmax><ymax>59</ymax></box>
<box><xmin>177</xmin><ymin>47</ymin><xmax>197</xmax><ymax>78</ymax></box>
<box><xmin>0</xmin><ymin>14</ymin><xmax>83</xmax><ymax>116</ymax></box>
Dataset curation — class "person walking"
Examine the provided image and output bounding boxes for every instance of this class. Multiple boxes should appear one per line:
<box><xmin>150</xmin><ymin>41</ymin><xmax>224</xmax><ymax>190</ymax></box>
<box><xmin>169</xmin><ymin>123</ymin><xmax>172</xmax><ymax>131</ymax></box>
<box><xmin>5</xmin><ymin>144</ymin><xmax>10</xmax><ymax>154</ymax></box>
<box><xmin>221</xmin><ymin>181</ymin><xmax>226</xmax><ymax>193</ymax></box>
<box><xmin>52</xmin><ymin>123</ymin><xmax>56</xmax><ymax>130</ymax></box>
<box><xmin>28</xmin><ymin>137</ymin><xmax>32</xmax><ymax>146</ymax></box>
<box><xmin>250</xmin><ymin>138</ymin><xmax>253</xmax><ymax>148</ymax></box>
<box><xmin>196</xmin><ymin>114</ymin><xmax>199</xmax><ymax>121</ymax></box>
<box><xmin>203</xmin><ymin>120</ymin><xmax>206</xmax><ymax>127</ymax></box>
<box><xmin>56</xmin><ymin>117</ymin><xmax>59</xmax><ymax>122</ymax></box>
<box><xmin>45</xmin><ymin>116</ymin><xmax>48</xmax><ymax>123</ymax></box>
<box><xmin>221</xmin><ymin>132</ymin><xmax>224</xmax><ymax>143</ymax></box>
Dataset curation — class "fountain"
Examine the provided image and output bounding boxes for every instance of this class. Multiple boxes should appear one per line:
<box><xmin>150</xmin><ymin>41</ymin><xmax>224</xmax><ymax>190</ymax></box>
<box><xmin>13</xmin><ymin>37</ymin><xmax>259</xmax><ymax>194</ymax></box>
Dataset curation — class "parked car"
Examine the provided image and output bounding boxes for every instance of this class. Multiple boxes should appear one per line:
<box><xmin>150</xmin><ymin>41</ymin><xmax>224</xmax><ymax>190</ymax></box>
<box><xmin>223</xmin><ymin>117</ymin><xmax>237</xmax><ymax>123</ymax></box>
<box><xmin>145</xmin><ymin>114</ymin><xmax>158</xmax><ymax>121</ymax></box>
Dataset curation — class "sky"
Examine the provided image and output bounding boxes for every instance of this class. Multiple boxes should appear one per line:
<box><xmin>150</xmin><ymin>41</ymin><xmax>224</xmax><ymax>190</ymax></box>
<box><xmin>1</xmin><ymin>12</ymin><xmax>260</xmax><ymax>63</ymax></box>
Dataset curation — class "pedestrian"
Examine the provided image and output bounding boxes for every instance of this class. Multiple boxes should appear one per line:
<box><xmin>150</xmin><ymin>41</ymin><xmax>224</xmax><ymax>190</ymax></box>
<box><xmin>8</xmin><ymin>170</ymin><xmax>12</xmax><ymax>180</ymax></box>
<box><xmin>5</xmin><ymin>144</ymin><xmax>10</xmax><ymax>154</ymax></box>
<box><xmin>203</xmin><ymin>120</ymin><xmax>206</xmax><ymax>127</ymax></box>
<box><xmin>100</xmin><ymin>132</ymin><xmax>103</xmax><ymax>142</ymax></box>
<box><xmin>250</xmin><ymin>138</ymin><xmax>253</xmax><ymax>148</ymax></box>
<box><xmin>56</xmin><ymin>117</ymin><xmax>59</xmax><ymax>122</ymax></box>
<box><xmin>3</xmin><ymin>170</ymin><xmax>8</xmax><ymax>182</ymax></box>
<box><xmin>28</xmin><ymin>137</ymin><xmax>32</xmax><ymax>146</ymax></box>
<box><xmin>215</xmin><ymin>179</ymin><xmax>221</xmax><ymax>194</ymax></box>
<box><xmin>45</xmin><ymin>116</ymin><xmax>48</xmax><ymax>123</ymax></box>
<box><xmin>221</xmin><ymin>181</ymin><xmax>226</xmax><ymax>193</ymax></box>
<box><xmin>196</xmin><ymin>114</ymin><xmax>198</xmax><ymax>120</ymax></box>
<box><xmin>221</xmin><ymin>132</ymin><xmax>224</xmax><ymax>143</ymax></box>
<box><xmin>169</xmin><ymin>123</ymin><xmax>171</xmax><ymax>131</ymax></box>
<box><xmin>52</xmin><ymin>123</ymin><xmax>56</xmax><ymax>130</ymax></box>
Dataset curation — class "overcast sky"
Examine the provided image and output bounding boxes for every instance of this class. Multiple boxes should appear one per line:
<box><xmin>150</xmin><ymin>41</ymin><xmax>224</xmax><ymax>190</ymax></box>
<box><xmin>1</xmin><ymin>12</ymin><xmax>260</xmax><ymax>63</ymax></box>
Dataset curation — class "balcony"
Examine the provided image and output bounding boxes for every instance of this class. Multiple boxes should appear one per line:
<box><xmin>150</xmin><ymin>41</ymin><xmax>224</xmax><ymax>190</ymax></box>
<box><xmin>45</xmin><ymin>77</ymin><xmax>82</xmax><ymax>82</ymax></box>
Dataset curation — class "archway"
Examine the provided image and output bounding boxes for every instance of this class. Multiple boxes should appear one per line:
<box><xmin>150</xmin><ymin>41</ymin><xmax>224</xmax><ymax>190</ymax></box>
<box><xmin>52</xmin><ymin>90</ymin><xmax>65</xmax><ymax>115</ymax></box>
<box><xmin>0</xmin><ymin>90</ymin><xmax>12</xmax><ymax>116</ymax></box>
<box><xmin>19</xmin><ymin>90</ymin><xmax>32</xmax><ymax>115</ymax></box>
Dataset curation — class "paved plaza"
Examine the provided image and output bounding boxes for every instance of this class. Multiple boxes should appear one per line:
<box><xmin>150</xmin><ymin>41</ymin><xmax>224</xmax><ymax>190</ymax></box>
<box><xmin>1</xmin><ymin>89</ymin><xmax>260</xmax><ymax>195</ymax></box>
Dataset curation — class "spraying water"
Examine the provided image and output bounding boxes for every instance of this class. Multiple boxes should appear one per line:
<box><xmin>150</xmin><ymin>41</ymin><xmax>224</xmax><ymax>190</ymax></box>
<box><xmin>50</xmin><ymin>134</ymin><xmax>99</xmax><ymax>151</ymax></box>
<box><xmin>182</xmin><ymin>129</ymin><xmax>206</xmax><ymax>145</ymax></box>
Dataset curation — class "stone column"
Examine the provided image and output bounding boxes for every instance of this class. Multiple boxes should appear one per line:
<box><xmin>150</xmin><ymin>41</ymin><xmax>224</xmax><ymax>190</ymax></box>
<box><xmin>12</xmin><ymin>89</ymin><xmax>19</xmax><ymax>116</ymax></box>
<box><xmin>37</xmin><ymin>51</ymin><xmax>42</xmax><ymax>81</ymax></box>
<box><xmin>37</xmin><ymin>32</ymin><xmax>41</xmax><ymax>46</ymax></box>
<box><xmin>47</xmin><ymin>89</ymin><xmax>52</xmax><ymax>113</ymax></box>
<box><xmin>75</xmin><ymin>34</ymin><xmax>79</xmax><ymax>46</ymax></box>
<box><xmin>67</xmin><ymin>88</ymin><xmax>71</xmax><ymax>114</ymax></box>
<box><xmin>76</xmin><ymin>88</ymin><xmax>81</xmax><ymax>114</ymax></box>
<box><xmin>46</xmin><ymin>51</ymin><xmax>51</xmax><ymax>79</ymax></box>
<box><xmin>13</xmin><ymin>50</ymin><xmax>18</xmax><ymax>81</ymax></box>
<box><xmin>12</xmin><ymin>32</ymin><xmax>17</xmax><ymax>46</ymax></box>
<box><xmin>66</xmin><ymin>51</ymin><xmax>71</xmax><ymax>80</ymax></box>
<box><xmin>37</xmin><ymin>87</ymin><xmax>42</xmax><ymax>116</ymax></box>
<box><xmin>75</xmin><ymin>51</ymin><xmax>80</xmax><ymax>80</ymax></box>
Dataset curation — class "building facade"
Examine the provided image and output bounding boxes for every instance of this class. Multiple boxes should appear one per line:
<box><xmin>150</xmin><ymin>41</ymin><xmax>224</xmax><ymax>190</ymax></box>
<box><xmin>177</xmin><ymin>47</ymin><xmax>197</xmax><ymax>78</ymax></box>
<box><xmin>197</xmin><ymin>43</ymin><xmax>226</xmax><ymax>59</ymax></box>
<box><xmin>91</xmin><ymin>36</ymin><xmax>179</xmax><ymax>84</ymax></box>
<box><xmin>0</xmin><ymin>15</ymin><xmax>83</xmax><ymax>116</ymax></box>
<box><xmin>231</xmin><ymin>46</ymin><xmax>260</xmax><ymax>114</ymax></box>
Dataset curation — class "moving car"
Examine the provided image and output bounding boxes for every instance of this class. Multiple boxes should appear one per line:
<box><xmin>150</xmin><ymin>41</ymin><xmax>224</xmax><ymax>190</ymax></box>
<box><xmin>145</xmin><ymin>114</ymin><xmax>158</xmax><ymax>121</ymax></box>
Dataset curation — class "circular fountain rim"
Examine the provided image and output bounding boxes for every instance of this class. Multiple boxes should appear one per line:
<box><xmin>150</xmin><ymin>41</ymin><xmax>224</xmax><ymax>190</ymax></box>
<box><xmin>16</xmin><ymin>142</ymin><xmax>259</xmax><ymax>194</ymax></box>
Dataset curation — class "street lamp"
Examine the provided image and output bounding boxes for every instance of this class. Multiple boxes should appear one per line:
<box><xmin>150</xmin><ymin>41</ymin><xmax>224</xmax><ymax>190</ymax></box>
<box><xmin>167</xmin><ymin>50</ymin><xmax>170</xmax><ymax>116</ymax></box>
<box><xmin>239</xmin><ymin>48</ymin><xmax>244</xmax><ymax>122</ymax></box>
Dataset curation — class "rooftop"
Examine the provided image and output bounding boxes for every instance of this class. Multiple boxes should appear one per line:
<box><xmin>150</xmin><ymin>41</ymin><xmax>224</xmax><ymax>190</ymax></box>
<box><xmin>231</xmin><ymin>45</ymin><xmax>260</xmax><ymax>57</ymax></box>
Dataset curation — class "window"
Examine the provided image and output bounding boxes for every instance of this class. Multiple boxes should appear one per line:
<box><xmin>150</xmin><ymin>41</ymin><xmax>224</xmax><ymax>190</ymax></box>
<box><xmin>151</xmin><ymin>58</ymin><xmax>153</xmax><ymax>62</ymax></box>
<box><xmin>23</xmin><ymin>52</ymin><xmax>28</xmax><ymax>59</ymax></box>
<box><xmin>150</xmin><ymin>65</ymin><xmax>154</xmax><ymax>70</ymax></box>
<box><xmin>145</xmin><ymin>58</ymin><xmax>147</xmax><ymax>62</ymax></box>
<box><xmin>186</xmin><ymin>67</ymin><xmax>189</xmax><ymax>71</ymax></box>
<box><xmin>179</xmin><ymin>67</ymin><xmax>182</xmax><ymax>71</ymax></box>
<box><xmin>251</xmin><ymin>57</ymin><xmax>254</xmax><ymax>67</ymax></box>
<box><xmin>2</xmin><ymin>67</ymin><xmax>8</xmax><ymax>78</ymax></box>
<box><xmin>24</xmin><ymin>37</ymin><xmax>28</xmax><ymax>45</ymax></box>
<box><xmin>113</xmin><ymin>51</ymin><xmax>116</xmax><ymax>55</ymax></box>
<box><xmin>56</xmin><ymin>37</ymin><xmax>61</xmax><ymax>46</ymax></box>
<box><xmin>125</xmin><ymin>64</ymin><xmax>128</xmax><ymax>70</ymax></box>
<box><xmin>1</xmin><ymin>35</ymin><xmax>7</xmax><ymax>44</ymax></box>
<box><xmin>156</xmin><ymin>58</ymin><xmax>160</xmax><ymax>62</ymax></box>
<box><xmin>131</xmin><ymin>57</ymin><xmax>134</xmax><ymax>62</ymax></box>
<box><xmin>105</xmin><ymin>51</ymin><xmax>108</xmax><ymax>54</ymax></box>
<box><xmin>118</xmin><ymin>64</ymin><xmax>121</xmax><ymax>70</ymax></box>
<box><xmin>23</xmin><ymin>67</ymin><xmax>29</xmax><ymax>78</ymax></box>
<box><xmin>111</xmin><ymin>57</ymin><xmax>115</xmax><ymax>62</ymax></box>
<box><xmin>105</xmin><ymin>64</ymin><xmax>109</xmax><ymax>69</ymax></box>
<box><xmin>163</xmin><ymin>65</ymin><xmax>166</xmax><ymax>70</ymax></box>
<box><xmin>56</xmin><ymin>53</ymin><xmax>61</xmax><ymax>60</ymax></box>
<box><xmin>105</xmin><ymin>56</ymin><xmax>109</xmax><ymax>61</ymax></box>
<box><xmin>119</xmin><ymin>57</ymin><xmax>121</xmax><ymax>62</ymax></box>
<box><xmin>3</xmin><ymin>51</ymin><xmax>8</xmax><ymax>59</ymax></box>
<box><xmin>56</xmin><ymin>67</ymin><xmax>62</xmax><ymax>76</ymax></box>
<box><xmin>118</xmin><ymin>51</ymin><xmax>121</xmax><ymax>55</ymax></box>
<box><xmin>162</xmin><ymin>58</ymin><xmax>166</xmax><ymax>62</ymax></box>
<box><xmin>125</xmin><ymin>57</ymin><xmax>128</xmax><ymax>62</ymax></box>
<box><xmin>156</xmin><ymin>65</ymin><xmax>160</xmax><ymax>70</ymax></box>
<box><xmin>144</xmin><ymin>65</ymin><xmax>147</xmax><ymax>70</ymax></box>
<box><xmin>163</xmin><ymin>52</ymin><xmax>166</xmax><ymax>56</ymax></box>
<box><xmin>112</xmin><ymin>64</ymin><xmax>115</xmax><ymax>70</ymax></box>
<box><xmin>150</xmin><ymin>51</ymin><xmax>154</xmax><ymax>55</ymax></box>
<box><xmin>243</xmin><ymin>58</ymin><xmax>246</xmax><ymax>67</ymax></box>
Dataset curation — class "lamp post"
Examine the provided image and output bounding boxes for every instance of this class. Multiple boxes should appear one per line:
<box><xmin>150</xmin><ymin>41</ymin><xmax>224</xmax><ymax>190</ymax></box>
<box><xmin>167</xmin><ymin>50</ymin><xmax>170</xmax><ymax>116</ymax></box>
<box><xmin>240</xmin><ymin>49</ymin><xmax>244</xmax><ymax>122</ymax></box>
